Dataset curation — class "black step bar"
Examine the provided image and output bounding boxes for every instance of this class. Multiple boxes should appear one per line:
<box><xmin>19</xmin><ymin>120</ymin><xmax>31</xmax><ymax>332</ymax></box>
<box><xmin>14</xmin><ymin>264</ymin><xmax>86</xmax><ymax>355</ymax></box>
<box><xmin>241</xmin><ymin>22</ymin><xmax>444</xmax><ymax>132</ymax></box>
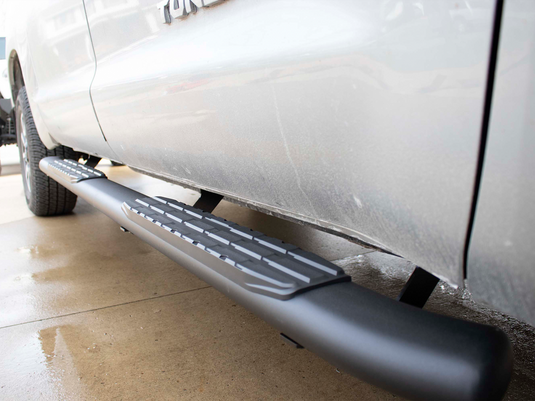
<box><xmin>40</xmin><ymin>157</ymin><xmax>512</xmax><ymax>401</ymax></box>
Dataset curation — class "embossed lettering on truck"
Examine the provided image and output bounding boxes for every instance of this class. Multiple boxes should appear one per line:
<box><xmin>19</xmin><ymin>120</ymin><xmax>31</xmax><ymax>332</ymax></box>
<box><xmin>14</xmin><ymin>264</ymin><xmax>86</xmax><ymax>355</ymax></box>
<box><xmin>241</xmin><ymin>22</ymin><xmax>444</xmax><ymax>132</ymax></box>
<box><xmin>157</xmin><ymin>0</ymin><xmax>226</xmax><ymax>24</ymax></box>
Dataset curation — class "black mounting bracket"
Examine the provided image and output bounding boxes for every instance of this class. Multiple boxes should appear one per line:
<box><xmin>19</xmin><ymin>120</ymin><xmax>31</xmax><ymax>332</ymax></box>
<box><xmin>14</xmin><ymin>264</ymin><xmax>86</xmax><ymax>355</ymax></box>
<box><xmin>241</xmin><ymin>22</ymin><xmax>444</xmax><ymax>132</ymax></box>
<box><xmin>397</xmin><ymin>267</ymin><xmax>439</xmax><ymax>308</ymax></box>
<box><xmin>193</xmin><ymin>189</ymin><xmax>224</xmax><ymax>213</ymax></box>
<box><xmin>85</xmin><ymin>156</ymin><xmax>102</xmax><ymax>168</ymax></box>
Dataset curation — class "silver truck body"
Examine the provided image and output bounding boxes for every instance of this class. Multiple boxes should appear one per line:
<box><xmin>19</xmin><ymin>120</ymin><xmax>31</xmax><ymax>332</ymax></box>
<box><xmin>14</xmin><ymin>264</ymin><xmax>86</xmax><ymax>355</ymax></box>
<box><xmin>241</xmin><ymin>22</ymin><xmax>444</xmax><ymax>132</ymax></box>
<box><xmin>5</xmin><ymin>0</ymin><xmax>535</xmax><ymax>325</ymax></box>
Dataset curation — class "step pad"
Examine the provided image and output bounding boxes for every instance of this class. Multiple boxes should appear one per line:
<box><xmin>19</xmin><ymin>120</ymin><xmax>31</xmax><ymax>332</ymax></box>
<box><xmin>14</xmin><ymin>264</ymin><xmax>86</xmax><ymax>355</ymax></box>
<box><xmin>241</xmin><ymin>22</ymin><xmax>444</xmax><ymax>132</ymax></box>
<box><xmin>49</xmin><ymin>159</ymin><xmax>106</xmax><ymax>183</ymax></box>
<box><xmin>123</xmin><ymin>196</ymin><xmax>350</xmax><ymax>299</ymax></box>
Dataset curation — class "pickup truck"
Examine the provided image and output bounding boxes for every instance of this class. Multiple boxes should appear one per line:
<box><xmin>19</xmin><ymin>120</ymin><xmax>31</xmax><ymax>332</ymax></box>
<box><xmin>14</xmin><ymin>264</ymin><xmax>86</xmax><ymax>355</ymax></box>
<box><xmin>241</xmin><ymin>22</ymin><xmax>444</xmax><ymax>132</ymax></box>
<box><xmin>0</xmin><ymin>36</ymin><xmax>15</xmax><ymax>156</ymax></box>
<box><xmin>3</xmin><ymin>1</ymin><xmax>534</xmax><ymax>400</ymax></box>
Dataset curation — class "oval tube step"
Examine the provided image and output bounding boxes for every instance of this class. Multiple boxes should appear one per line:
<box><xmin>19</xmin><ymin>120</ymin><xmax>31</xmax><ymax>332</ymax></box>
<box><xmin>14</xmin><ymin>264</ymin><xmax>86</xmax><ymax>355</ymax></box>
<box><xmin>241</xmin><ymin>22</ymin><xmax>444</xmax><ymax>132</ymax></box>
<box><xmin>39</xmin><ymin>157</ymin><xmax>513</xmax><ymax>401</ymax></box>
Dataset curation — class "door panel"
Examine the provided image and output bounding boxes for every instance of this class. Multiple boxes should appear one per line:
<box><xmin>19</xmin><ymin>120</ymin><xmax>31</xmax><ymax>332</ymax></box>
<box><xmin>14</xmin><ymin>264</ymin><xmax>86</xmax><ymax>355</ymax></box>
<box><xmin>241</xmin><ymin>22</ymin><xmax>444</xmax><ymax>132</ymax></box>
<box><xmin>468</xmin><ymin>0</ymin><xmax>535</xmax><ymax>325</ymax></box>
<box><xmin>20</xmin><ymin>0</ymin><xmax>115</xmax><ymax>157</ymax></box>
<box><xmin>86</xmin><ymin>0</ymin><xmax>497</xmax><ymax>285</ymax></box>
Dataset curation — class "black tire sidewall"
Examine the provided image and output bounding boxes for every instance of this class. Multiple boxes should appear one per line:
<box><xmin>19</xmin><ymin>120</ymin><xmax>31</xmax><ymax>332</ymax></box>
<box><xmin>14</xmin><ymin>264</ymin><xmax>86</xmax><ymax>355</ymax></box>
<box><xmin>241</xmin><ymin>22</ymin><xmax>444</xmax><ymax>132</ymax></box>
<box><xmin>15</xmin><ymin>87</ymin><xmax>78</xmax><ymax>216</ymax></box>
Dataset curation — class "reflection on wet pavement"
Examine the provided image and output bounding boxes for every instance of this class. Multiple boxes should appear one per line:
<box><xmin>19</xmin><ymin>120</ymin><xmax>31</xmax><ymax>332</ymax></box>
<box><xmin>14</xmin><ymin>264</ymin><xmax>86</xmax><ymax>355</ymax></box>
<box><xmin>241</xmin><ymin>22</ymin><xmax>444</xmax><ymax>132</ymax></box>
<box><xmin>0</xmin><ymin>164</ymin><xmax>533</xmax><ymax>400</ymax></box>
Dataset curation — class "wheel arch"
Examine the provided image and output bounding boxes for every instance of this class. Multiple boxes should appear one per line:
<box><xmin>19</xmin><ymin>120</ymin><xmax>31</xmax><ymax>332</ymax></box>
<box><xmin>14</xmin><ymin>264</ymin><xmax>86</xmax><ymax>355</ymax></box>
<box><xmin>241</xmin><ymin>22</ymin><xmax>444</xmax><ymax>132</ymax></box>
<box><xmin>8</xmin><ymin>51</ymin><xmax>24</xmax><ymax>103</ymax></box>
<box><xmin>7</xmin><ymin>49</ymin><xmax>59</xmax><ymax>150</ymax></box>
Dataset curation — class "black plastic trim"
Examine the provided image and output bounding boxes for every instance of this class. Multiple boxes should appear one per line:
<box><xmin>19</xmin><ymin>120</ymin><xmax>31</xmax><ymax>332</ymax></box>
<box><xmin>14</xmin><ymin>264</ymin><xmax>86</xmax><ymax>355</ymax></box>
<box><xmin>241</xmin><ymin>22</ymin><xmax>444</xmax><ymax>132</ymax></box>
<box><xmin>463</xmin><ymin>0</ymin><xmax>504</xmax><ymax>279</ymax></box>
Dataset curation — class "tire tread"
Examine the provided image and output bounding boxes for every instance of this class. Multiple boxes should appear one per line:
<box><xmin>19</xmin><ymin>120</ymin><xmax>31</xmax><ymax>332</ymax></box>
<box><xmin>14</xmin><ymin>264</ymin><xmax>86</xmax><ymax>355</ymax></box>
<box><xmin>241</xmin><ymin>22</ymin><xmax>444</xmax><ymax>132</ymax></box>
<box><xmin>16</xmin><ymin>87</ymin><xmax>78</xmax><ymax>216</ymax></box>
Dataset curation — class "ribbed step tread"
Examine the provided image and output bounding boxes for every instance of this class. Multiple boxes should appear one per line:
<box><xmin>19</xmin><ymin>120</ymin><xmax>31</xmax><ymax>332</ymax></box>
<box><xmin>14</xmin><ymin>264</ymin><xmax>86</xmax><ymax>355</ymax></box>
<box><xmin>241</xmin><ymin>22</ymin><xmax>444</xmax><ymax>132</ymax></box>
<box><xmin>49</xmin><ymin>159</ymin><xmax>106</xmax><ymax>183</ymax></box>
<box><xmin>123</xmin><ymin>196</ymin><xmax>350</xmax><ymax>299</ymax></box>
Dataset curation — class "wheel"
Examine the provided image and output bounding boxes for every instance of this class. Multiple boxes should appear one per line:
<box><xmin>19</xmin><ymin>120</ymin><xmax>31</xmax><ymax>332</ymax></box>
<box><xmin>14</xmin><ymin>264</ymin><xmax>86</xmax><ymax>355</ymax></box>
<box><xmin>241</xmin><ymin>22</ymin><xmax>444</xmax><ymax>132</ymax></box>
<box><xmin>16</xmin><ymin>87</ymin><xmax>78</xmax><ymax>216</ymax></box>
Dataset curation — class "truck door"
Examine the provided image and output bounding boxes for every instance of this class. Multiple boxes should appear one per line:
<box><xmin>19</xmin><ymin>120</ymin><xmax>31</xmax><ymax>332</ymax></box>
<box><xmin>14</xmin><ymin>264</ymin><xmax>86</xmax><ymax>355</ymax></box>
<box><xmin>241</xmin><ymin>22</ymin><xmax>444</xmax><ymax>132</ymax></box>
<box><xmin>84</xmin><ymin>0</ymin><xmax>497</xmax><ymax>285</ymax></box>
<box><xmin>11</xmin><ymin>0</ymin><xmax>115</xmax><ymax>158</ymax></box>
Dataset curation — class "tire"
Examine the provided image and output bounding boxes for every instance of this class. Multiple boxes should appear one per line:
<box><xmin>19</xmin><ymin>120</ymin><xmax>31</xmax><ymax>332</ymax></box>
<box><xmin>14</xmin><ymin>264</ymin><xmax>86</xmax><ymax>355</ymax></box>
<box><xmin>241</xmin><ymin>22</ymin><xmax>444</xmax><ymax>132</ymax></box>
<box><xmin>16</xmin><ymin>87</ymin><xmax>78</xmax><ymax>216</ymax></box>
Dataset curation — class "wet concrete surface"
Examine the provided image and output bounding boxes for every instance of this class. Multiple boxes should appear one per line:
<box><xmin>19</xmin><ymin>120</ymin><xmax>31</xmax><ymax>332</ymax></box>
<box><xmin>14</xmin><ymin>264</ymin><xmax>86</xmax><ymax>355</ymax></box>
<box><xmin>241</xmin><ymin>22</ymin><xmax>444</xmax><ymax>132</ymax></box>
<box><xmin>0</xmin><ymin>159</ymin><xmax>534</xmax><ymax>400</ymax></box>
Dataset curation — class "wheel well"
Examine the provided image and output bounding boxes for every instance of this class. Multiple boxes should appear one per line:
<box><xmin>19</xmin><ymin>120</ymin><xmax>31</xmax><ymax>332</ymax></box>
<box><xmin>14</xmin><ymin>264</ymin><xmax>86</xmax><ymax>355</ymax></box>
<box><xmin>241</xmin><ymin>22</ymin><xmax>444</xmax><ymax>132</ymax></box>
<box><xmin>9</xmin><ymin>52</ymin><xmax>24</xmax><ymax>102</ymax></box>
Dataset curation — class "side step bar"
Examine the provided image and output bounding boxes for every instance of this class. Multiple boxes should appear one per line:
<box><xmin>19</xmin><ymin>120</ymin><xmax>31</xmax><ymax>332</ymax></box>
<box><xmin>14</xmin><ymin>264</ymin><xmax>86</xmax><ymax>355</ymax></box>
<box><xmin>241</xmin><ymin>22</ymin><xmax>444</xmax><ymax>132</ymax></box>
<box><xmin>40</xmin><ymin>157</ymin><xmax>512</xmax><ymax>401</ymax></box>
